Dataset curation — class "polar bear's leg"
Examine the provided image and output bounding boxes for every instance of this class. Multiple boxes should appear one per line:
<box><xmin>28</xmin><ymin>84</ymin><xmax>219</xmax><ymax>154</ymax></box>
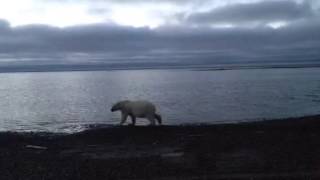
<box><xmin>147</xmin><ymin>115</ymin><xmax>156</xmax><ymax>126</ymax></box>
<box><xmin>155</xmin><ymin>113</ymin><xmax>162</xmax><ymax>125</ymax></box>
<box><xmin>120</xmin><ymin>113</ymin><xmax>128</xmax><ymax>125</ymax></box>
<box><xmin>129</xmin><ymin>114</ymin><xmax>136</xmax><ymax>126</ymax></box>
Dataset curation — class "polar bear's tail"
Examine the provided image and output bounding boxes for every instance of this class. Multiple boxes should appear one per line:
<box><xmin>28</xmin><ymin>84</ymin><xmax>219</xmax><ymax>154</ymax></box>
<box><xmin>155</xmin><ymin>113</ymin><xmax>162</xmax><ymax>125</ymax></box>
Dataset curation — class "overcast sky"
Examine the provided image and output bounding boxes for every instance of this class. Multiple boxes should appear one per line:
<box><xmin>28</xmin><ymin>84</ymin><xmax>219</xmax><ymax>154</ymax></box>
<box><xmin>0</xmin><ymin>0</ymin><xmax>319</xmax><ymax>68</ymax></box>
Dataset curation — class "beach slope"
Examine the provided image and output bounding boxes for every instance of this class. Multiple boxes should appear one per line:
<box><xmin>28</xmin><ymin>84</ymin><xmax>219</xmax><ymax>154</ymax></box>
<box><xmin>1</xmin><ymin>115</ymin><xmax>320</xmax><ymax>179</ymax></box>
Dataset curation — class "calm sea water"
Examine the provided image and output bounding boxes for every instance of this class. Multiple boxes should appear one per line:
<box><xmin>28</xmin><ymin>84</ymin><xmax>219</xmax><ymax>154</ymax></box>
<box><xmin>0</xmin><ymin>68</ymin><xmax>320</xmax><ymax>132</ymax></box>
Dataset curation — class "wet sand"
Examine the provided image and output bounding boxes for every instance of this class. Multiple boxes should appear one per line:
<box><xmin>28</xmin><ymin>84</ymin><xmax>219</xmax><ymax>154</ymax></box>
<box><xmin>1</xmin><ymin>115</ymin><xmax>320</xmax><ymax>179</ymax></box>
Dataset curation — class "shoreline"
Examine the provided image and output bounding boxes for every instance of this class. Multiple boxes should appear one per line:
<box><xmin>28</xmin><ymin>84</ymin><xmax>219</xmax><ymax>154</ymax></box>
<box><xmin>1</xmin><ymin>115</ymin><xmax>320</xmax><ymax>179</ymax></box>
<box><xmin>2</xmin><ymin>113</ymin><xmax>320</xmax><ymax>134</ymax></box>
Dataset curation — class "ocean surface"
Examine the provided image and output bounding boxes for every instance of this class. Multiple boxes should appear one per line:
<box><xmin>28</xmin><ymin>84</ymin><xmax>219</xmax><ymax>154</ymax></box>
<box><xmin>0</xmin><ymin>67</ymin><xmax>320</xmax><ymax>133</ymax></box>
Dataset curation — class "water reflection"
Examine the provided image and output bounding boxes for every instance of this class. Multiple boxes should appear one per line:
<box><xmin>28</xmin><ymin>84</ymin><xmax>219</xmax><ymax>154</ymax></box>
<box><xmin>0</xmin><ymin>68</ymin><xmax>319</xmax><ymax>132</ymax></box>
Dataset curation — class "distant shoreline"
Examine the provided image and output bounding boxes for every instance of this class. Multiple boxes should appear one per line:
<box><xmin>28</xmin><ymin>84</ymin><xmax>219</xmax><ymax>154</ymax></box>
<box><xmin>0</xmin><ymin>62</ymin><xmax>320</xmax><ymax>73</ymax></box>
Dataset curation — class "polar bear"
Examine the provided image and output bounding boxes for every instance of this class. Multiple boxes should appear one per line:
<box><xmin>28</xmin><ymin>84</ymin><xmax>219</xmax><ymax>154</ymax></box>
<box><xmin>111</xmin><ymin>100</ymin><xmax>162</xmax><ymax>126</ymax></box>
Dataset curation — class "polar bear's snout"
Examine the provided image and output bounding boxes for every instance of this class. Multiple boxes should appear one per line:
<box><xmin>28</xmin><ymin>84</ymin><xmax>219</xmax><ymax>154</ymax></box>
<box><xmin>111</xmin><ymin>101</ymin><xmax>125</xmax><ymax>112</ymax></box>
<box><xmin>110</xmin><ymin>107</ymin><xmax>116</xmax><ymax>112</ymax></box>
<box><xmin>111</xmin><ymin>100</ymin><xmax>162</xmax><ymax>126</ymax></box>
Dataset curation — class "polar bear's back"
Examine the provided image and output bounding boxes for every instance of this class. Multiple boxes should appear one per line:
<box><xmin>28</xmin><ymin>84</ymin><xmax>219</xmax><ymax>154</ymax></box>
<box><xmin>126</xmin><ymin>100</ymin><xmax>156</xmax><ymax>117</ymax></box>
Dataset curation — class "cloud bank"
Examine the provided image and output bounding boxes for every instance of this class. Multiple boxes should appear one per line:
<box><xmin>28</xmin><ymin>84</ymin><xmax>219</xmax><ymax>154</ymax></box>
<box><xmin>185</xmin><ymin>1</ymin><xmax>314</xmax><ymax>25</ymax></box>
<box><xmin>0</xmin><ymin>0</ymin><xmax>319</xmax><ymax>69</ymax></box>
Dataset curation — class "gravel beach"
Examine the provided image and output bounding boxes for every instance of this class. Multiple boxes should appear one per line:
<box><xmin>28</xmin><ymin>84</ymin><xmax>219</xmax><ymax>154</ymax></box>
<box><xmin>1</xmin><ymin>115</ymin><xmax>320</xmax><ymax>179</ymax></box>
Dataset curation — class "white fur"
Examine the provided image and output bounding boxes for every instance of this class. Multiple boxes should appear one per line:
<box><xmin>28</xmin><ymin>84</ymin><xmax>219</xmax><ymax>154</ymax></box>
<box><xmin>111</xmin><ymin>100</ymin><xmax>162</xmax><ymax>126</ymax></box>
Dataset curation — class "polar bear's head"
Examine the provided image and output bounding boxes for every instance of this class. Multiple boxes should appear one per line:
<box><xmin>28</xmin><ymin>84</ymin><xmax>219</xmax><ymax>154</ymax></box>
<box><xmin>111</xmin><ymin>100</ymin><xmax>130</xmax><ymax>112</ymax></box>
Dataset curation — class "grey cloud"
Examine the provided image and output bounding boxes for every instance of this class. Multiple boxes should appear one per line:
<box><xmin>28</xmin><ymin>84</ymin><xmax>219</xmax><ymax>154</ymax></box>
<box><xmin>0</xmin><ymin>19</ymin><xmax>10</xmax><ymax>32</ymax></box>
<box><xmin>185</xmin><ymin>1</ymin><xmax>314</xmax><ymax>25</ymax></box>
<box><xmin>0</xmin><ymin>17</ymin><xmax>319</xmax><ymax>67</ymax></box>
<box><xmin>0</xmin><ymin>19</ymin><xmax>9</xmax><ymax>28</ymax></box>
<box><xmin>1</xmin><ymin>23</ymin><xmax>153</xmax><ymax>53</ymax></box>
